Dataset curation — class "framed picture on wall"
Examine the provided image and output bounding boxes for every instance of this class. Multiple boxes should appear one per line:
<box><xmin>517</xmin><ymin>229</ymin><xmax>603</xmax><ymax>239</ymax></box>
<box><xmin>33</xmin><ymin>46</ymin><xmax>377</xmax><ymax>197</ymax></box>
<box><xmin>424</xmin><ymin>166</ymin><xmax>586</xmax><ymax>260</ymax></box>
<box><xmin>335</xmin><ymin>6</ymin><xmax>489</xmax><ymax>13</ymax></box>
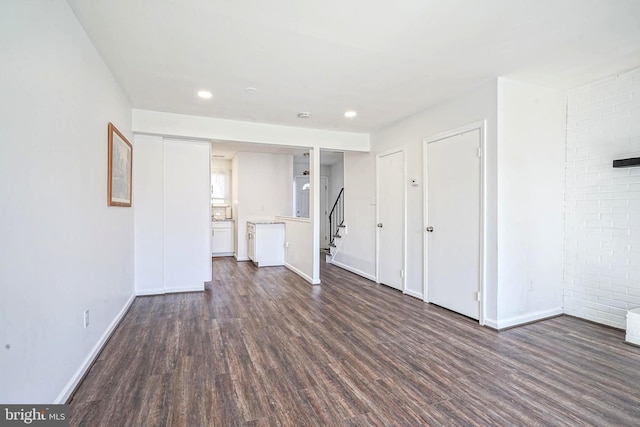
<box><xmin>107</xmin><ymin>122</ymin><xmax>133</xmax><ymax>207</ymax></box>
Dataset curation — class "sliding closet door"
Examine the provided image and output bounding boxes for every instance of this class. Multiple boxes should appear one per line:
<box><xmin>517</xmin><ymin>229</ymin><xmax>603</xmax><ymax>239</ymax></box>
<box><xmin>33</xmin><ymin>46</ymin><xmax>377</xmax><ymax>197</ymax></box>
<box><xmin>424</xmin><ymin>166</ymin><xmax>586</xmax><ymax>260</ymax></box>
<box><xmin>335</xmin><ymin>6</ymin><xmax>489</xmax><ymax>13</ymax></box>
<box><xmin>133</xmin><ymin>135</ymin><xmax>165</xmax><ymax>295</ymax></box>
<box><xmin>163</xmin><ymin>139</ymin><xmax>211</xmax><ymax>292</ymax></box>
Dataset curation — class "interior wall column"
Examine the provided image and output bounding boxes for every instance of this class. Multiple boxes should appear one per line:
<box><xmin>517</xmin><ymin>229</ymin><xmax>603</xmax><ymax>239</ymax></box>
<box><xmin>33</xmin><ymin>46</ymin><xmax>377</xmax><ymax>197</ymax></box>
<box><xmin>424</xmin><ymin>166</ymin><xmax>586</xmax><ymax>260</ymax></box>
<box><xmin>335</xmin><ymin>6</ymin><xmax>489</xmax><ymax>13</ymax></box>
<box><xmin>310</xmin><ymin>147</ymin><xmax>321</xmax><ymax>284</ymax></box>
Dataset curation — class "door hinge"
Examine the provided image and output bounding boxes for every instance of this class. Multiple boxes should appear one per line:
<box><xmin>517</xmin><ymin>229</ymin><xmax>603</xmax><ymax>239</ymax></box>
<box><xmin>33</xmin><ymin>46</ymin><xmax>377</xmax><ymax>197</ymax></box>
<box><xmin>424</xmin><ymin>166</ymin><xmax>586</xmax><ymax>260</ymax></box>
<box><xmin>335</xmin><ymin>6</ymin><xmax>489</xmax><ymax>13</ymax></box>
<box><xmin>474</xmin><ymin>291</ymin><xmax>481</xmax><ymax>302</ymax></box>
<box><xmin>400</xmin><ymin>270</ymin><xmax>404</xmax><ymax>278</ymax></box>
<box><xmin>477</xmin><ymin>147</ymin><xmax>482</xmax><ymax>158</ymax></box>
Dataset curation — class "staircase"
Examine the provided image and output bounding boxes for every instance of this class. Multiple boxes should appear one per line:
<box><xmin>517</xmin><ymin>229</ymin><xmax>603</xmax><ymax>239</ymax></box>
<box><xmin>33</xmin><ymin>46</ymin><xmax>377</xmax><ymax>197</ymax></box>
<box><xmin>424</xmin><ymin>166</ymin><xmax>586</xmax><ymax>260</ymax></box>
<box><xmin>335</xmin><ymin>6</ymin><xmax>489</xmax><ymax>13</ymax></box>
<box><xmin>327</xmin><ymin>188</ymin><xmax>345</xmax><ymax>262</ymax></box>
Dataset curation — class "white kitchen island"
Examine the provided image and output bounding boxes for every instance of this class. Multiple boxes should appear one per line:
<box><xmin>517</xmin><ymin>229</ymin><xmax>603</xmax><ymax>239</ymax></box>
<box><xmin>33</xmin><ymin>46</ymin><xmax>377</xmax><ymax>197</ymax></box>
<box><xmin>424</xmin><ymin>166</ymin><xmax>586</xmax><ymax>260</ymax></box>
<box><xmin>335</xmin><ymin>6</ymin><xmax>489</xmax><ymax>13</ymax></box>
<box><xmin>247</xmin><ymin>221</ymin><xmax>285</xmax><ymax>267</ymax></box>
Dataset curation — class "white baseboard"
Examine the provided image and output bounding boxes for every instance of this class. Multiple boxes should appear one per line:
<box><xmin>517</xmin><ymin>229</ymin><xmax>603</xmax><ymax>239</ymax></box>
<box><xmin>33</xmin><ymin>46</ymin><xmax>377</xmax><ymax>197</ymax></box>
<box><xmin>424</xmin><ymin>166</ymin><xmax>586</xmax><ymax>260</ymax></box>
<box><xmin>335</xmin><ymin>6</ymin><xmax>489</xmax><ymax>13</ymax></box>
<box><xmin>212</xmin><ymin>252</ymin><xmax>234</xmax><ymax>257</ymax></box>
<box><xmin>234</xmin><ymin>255</ymin><xmax>250</xmax><ymax>262</ymax></box>
<box><xmin>137</xmin><ymin>286</ymin><xmax>204</xmax><ymax>296</ymax></box>
<box><xmin>164</xmin><ymin>286</ymin><xmax>204</xmax><ymax>294</ymax></box>
<box><xmin>55</xmin><ymin>293</ymin><xmax>136</xmax><ymax>404</ymax></box>
<box><xmin>328</xmin><ymin>259</ymin><xmax>376</xmax><ymax>282</ymax></box>
<box><xmin>284</xmin><ymin>263</ymin><xmax>320</xmax><ymax>285</ymax></box>
<box><xmin>404</xmin><ymin>289</ymin><xmax>424</xmax><ymax>300</ymax></box>
<box><xmin>484</xmin><ymin>318</ymin><xmax>499</xmax><ymax>329</ymax></box>
<box><xmin>135</xmin><ymin>288</ymin><xmax>165</xmax><ymax>296</ymax></box>
<box><xmin>489</xmin><ymin>307</ymin><xmax>563</xmax><ymax>330</ymax></box>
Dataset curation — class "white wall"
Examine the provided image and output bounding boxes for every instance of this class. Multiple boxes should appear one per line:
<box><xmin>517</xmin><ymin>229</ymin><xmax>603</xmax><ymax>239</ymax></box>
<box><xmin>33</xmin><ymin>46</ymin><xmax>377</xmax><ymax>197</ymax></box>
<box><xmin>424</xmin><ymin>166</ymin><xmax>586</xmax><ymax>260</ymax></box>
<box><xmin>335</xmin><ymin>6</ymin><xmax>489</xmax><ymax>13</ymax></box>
<box><xmin>340</xmin><ymin>81</ymin><xmax>499</xmax><ymax>317</ymax></box>
<box><xmin>134</xmin><ymin>137</ymin><xmax>212</xmax><ymax>295</ymax></box>
<box><xmin>293</xmin><ymin>160</ymin><xmax>310</xmax><ymax>176</ymax></box>
<box><xmin>132</xmin><ymin>109</ymin><xmax>370</xmax><ymax>152</ymax></box>
<box><xmin>342</xmin><ymin>79</ymin><xmax>563</xmax><ymax>328</ymax></box>
<box><xmin>276</xmin><ymin>217</ymin><xmax>314</xmax><ymax>283</ymax></box>
<box><xmin>0</xmin><ymin>0</ymin><xmax>133</xmax><ymax>403</ymax></box>
<box><xmin>234</xmin><ymin>152</ymin><xmax>293</xmax><ymax>260</ymax></box>
<box><xmin>333</xmin><ymin>152</ymin><xmax>377</xmax><ymax>280</ymax></box>
<box><xmin>212</xmin><ymin>159</ymin><xmax>232</xmax><ymax>170</ymax></box>
<box><xmin>564</xmin><ymin>69</ymin><xmax>640</xmax><ymax>329</ymax></box>
<box><xmin>496</xmin><ymin>78</ymin><xmax>565</xmax><ymax>328</ymax></box>
<box><xmin>329</xmin><ymin>157</ymin><xmax>345</xmax><ymax>207</ymax></box>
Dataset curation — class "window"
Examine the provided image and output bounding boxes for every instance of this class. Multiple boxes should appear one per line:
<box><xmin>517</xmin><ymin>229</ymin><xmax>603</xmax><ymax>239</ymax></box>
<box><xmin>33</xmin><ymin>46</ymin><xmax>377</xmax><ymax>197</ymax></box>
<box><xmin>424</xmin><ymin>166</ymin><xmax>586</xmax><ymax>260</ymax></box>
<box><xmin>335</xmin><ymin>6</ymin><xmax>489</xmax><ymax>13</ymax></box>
<box><xmin>211</xmin><ymin>169</ymin><xmax>230</xmax><ymax>205</ymax></box>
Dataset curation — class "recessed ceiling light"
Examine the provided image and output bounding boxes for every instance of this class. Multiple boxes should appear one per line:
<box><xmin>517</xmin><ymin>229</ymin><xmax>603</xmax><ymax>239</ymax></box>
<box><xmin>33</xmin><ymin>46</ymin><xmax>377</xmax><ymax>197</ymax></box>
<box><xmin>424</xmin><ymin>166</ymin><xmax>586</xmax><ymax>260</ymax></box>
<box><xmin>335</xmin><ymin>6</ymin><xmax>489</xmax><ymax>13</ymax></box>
<box><xmin>297</xmin><ymin>112</ymin><xmax>311</xmax><ymax>119</ymax></box>
<box><xmin>344</xmin><ymin>110</ymin><xmax>357</xmax><ymax>118</ymax></box>
<box><xmin>197</xmin><ymin>90</ymin><xmax>212</xmax><ymax>99</ymax></box>
<box><xmin>244</xmin><ymin>87</ymin><xmax>258</xmax><ymax>94</ymax></box>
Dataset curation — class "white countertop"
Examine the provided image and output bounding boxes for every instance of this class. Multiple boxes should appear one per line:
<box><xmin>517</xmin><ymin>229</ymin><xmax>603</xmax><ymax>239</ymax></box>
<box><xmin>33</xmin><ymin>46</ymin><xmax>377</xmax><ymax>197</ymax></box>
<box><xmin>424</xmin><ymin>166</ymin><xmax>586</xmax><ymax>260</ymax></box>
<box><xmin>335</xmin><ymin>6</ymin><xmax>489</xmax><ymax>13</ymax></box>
<box><xmin>247</xmin><ymin>221</ymin><xmax>285</xmax><ymax>225</ymax></box>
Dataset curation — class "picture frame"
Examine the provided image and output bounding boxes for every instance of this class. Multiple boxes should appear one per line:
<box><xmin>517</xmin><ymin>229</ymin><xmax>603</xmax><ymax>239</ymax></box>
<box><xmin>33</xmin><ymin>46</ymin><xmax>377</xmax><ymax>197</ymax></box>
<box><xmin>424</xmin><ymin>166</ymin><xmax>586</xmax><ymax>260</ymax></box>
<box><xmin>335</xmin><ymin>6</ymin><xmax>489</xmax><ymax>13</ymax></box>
<box><xmin>107</xmin><ymin>122</ymin><xmax>133</xmax><ymax>207</ymax></box>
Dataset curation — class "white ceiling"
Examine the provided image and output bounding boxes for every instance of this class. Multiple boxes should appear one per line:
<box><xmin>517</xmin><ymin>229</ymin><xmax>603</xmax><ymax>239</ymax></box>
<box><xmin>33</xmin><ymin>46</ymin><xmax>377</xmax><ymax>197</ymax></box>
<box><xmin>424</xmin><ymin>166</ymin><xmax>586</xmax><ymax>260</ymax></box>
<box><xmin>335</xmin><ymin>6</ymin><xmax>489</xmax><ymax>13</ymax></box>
<box><xmin>67</xmin><ymin>0</ymin><xmax>640</xmax><ymax>133</ymax></box>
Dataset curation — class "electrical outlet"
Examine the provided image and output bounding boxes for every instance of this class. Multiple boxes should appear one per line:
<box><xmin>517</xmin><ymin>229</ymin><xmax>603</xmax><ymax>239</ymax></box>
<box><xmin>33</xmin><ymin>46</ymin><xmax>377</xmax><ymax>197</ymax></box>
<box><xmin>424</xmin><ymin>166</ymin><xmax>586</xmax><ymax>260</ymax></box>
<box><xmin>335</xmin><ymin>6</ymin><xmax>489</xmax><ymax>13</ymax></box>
<box><xmin>84</xmin><ymin>309</ymin><xmax>89</xmax><ymax>328</ymax></box>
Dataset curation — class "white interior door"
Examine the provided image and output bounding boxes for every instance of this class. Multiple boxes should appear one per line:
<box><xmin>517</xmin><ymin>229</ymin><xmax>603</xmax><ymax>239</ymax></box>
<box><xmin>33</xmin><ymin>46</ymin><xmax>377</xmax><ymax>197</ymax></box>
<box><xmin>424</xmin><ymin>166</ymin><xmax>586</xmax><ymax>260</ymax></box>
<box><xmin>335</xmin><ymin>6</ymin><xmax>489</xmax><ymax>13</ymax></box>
<box><xmin>377</xmin><ymin>150</ymin><xmax>404</xmax><ymax>290</ymax></box>
<box><xmin>426</xmin><ymin>129</ymin><xmax>481</xmax><ymax>319</ymax></box>
<box><xmin>320</xmin><ymin>176</ymin><xmax>329</xmax><ymax>249</ymax></box>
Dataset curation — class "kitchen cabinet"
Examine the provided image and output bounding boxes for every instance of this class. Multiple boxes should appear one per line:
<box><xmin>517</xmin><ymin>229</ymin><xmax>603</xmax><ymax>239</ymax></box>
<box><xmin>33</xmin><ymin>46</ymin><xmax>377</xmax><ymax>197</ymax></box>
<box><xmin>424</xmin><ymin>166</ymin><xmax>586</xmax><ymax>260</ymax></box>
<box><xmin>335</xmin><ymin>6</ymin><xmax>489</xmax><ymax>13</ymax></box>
<box><xmin>212</xmin><ymin>220</ymin><xmax>234</xmax><ymax>256</ymax></box>
<box><xmin>247</xmin><ymin>221</ymin><xmax>285</xmax><ymax>267</ymax></box>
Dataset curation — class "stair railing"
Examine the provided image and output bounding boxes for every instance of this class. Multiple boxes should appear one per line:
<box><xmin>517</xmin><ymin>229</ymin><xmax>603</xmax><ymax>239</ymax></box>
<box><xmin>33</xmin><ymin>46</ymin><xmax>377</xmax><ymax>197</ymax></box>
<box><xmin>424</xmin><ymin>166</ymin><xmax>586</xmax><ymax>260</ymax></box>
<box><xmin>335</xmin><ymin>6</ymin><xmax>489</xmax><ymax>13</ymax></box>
<box><xmin>329</xmin><ymin>188</ymin><xmax>344</xmax><ymax>247</ymax></box>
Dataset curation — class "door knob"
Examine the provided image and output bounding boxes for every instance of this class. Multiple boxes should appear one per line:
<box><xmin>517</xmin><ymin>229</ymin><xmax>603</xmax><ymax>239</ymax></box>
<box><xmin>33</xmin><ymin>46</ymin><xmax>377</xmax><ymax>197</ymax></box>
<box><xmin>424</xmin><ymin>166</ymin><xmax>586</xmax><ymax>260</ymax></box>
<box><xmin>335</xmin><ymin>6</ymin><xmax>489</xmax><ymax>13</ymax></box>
<box><xmin>426</xmin><ymin>226</ymin><xmax>434</xmax><ymax>232</ymax></box>
<box><xmin>377</xmin><ymin>223</ymin><xmax>383</xmax><ymax>228</ymax></box>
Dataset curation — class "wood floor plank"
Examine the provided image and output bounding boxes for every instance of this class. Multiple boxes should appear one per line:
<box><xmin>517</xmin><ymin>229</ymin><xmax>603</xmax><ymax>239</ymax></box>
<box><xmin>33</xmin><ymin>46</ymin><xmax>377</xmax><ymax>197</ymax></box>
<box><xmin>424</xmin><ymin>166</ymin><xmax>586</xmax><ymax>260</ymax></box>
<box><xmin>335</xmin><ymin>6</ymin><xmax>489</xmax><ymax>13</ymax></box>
<box><xmin>69</xmin><ymin>257</ymin><xmax>640</xmax><ymax>426</ymax></box>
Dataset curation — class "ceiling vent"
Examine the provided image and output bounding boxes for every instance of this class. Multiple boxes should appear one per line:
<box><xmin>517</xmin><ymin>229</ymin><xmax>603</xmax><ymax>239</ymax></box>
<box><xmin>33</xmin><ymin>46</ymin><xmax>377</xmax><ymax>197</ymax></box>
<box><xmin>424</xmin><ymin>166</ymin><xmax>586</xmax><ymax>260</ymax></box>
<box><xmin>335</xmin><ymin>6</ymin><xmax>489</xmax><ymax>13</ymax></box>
<box><xmin>297</xmin><ymin>112</ymin><xmax>311</xmax><ymax>119</ymax></box>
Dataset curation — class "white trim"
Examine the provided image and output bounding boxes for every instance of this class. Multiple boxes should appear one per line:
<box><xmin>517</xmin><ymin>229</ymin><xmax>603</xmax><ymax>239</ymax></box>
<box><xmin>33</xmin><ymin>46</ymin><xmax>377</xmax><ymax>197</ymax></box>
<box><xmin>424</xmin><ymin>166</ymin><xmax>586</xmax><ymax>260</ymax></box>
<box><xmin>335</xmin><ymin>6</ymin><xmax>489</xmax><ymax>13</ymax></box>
<box><xmin>484</xmin><ymin>318</ymin><xmax>499</xmax><ymax>329</ymax></box>
<box><xmin>164</xmin><ymin>287</ymin><xmax>204</xmax><ymax>294</ymax></box>
<box><xmin>212</xmin><ymin>252</ymin><xmax>234</xmax><ymax>257</ymax></box>
<box><xmin>275</xmin><ymin>215</ymin><xmax>310</xmax><ymax>223</ymax></box>
<box><xmin>285</xmin><ymin>262</ymin><xmax>321</xmax><ymax>285</ymax></box>
<box><xmin>320</xmin><ymin>175</ymin><xmax>329</xmax><ymax>250</ymax></box>
<box><xmin>490</xmin><ymin>308</ymin><xmax>563</xmax><ymax>330</ymax></box>
<box><xmin>423</xmin><ymin>120</ymin><xmax>487</xmax><ymax>325</ymax></box>
<box><xmin>136</xmin><ymin>288</ymin><xmax>165</xmax><ymax>296</ymax></box>
<box><xmin>234</xmin><ymin>254</ymin><xmax>250</xmax><ymax>262</ymax></box>
<box><xmin>55</xmin><ymin>293</ymin><xmax>136</xmax><ymax>404</ymax></box>
<box><xmin>375</xmin><ymin>147</ymin><xmax>407</xmax><ymax>292</ymax></box>
<box><xmin>404</xmin><ymin>289</ymin><xmax>424</xmax><ymax>300</ymax></box>
<box><xmin>329</xmin><ymin>259</ymin><xmax>377</xmax><ymax>282</ymax></box>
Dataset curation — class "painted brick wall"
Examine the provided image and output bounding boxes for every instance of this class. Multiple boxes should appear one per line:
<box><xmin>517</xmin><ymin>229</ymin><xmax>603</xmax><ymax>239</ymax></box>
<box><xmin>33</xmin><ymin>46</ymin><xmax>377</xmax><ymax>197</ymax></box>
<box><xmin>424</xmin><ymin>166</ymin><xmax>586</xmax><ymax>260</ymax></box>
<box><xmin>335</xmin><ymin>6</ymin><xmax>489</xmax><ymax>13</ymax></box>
<box><xmin>563</xmin><ymin>68</ymin><xmax>640</xmax><ymax>329</ymax></box>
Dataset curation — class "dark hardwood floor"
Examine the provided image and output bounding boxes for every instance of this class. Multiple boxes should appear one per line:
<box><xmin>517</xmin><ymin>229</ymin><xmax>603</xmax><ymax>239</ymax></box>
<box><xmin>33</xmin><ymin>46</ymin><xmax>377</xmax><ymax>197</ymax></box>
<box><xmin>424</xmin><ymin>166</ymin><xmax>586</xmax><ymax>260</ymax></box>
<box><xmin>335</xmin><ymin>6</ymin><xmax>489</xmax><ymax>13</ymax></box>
<box><xmin>69</xmin><ymin>258</ymin><xmax>640</xmax><ymax>426</ymax></box>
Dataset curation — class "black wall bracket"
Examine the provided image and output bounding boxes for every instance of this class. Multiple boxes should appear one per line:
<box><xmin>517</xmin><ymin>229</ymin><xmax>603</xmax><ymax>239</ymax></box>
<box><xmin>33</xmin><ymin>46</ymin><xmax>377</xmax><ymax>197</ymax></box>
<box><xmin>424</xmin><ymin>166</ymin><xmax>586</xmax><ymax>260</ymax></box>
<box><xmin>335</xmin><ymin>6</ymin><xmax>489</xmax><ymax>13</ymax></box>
<box><xmin>613</xmin><ymin>157</ymin><xmax>640</xmax><ymax>168</ymax></box>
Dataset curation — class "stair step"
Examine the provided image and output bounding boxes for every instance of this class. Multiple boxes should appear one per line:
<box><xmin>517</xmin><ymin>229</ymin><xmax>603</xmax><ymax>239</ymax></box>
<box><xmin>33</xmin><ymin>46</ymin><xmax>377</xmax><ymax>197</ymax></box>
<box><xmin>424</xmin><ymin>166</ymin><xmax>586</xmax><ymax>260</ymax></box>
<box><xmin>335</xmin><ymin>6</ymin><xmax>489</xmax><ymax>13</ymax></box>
<box><xmin>333</xmin><ymin>234</ymin><xmax>341</xmax><ymax>238</ymax></box>
<box><xmin>329</xmin><ymin>243</ymin><xmax>336</xmax><ymax>248</ymax></box>
<box><xmin>337</xmin><ymin>224</ymin><xmax>346</xmax><ymax>228</ymax></box>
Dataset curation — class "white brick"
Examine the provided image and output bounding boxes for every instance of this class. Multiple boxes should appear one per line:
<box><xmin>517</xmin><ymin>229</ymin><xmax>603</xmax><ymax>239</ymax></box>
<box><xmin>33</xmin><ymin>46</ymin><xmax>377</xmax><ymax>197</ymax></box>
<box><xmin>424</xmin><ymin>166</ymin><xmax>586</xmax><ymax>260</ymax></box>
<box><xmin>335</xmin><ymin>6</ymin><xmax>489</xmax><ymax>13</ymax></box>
<box><xmin>585</xmin><ymin>288</ymin><xmax>612</xmax><ymax>298</ymax></box>
<box><xmin>563</xmin><ymin>67</ymin><xmax>640</xmax><ymax>329</ymax></box>
<box><xmin>603</xmin><ymin>93</ymin><xmax>632</xmax><ymax>107</ymax></box>
<box><xmin>599</xmin><ymin>297</ymin><xmax>628</xmax><ymax>310</ymax></box>
<box><xmin>599</xmin><ymin>283</ymin><xmax>630</xmax><ymax>295</ymax></box>
<box><xmin>601</xmin><ymin>110</ymin><xmax>631</xmax><ymax>122</ymax></box>
<box><xmin>609</xmin><ymin>306</ymin><xmax>629</xmax><ymax>317</ymax></box>
<box><xmin>612</xmin><ymin>278</ymin><xmax>638</xmax><ymax>289</ymax></box>
<box><xmin>613</xmin><ymin>293</ymin><xmax>640</xmax><ymax>305</ymax></box>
